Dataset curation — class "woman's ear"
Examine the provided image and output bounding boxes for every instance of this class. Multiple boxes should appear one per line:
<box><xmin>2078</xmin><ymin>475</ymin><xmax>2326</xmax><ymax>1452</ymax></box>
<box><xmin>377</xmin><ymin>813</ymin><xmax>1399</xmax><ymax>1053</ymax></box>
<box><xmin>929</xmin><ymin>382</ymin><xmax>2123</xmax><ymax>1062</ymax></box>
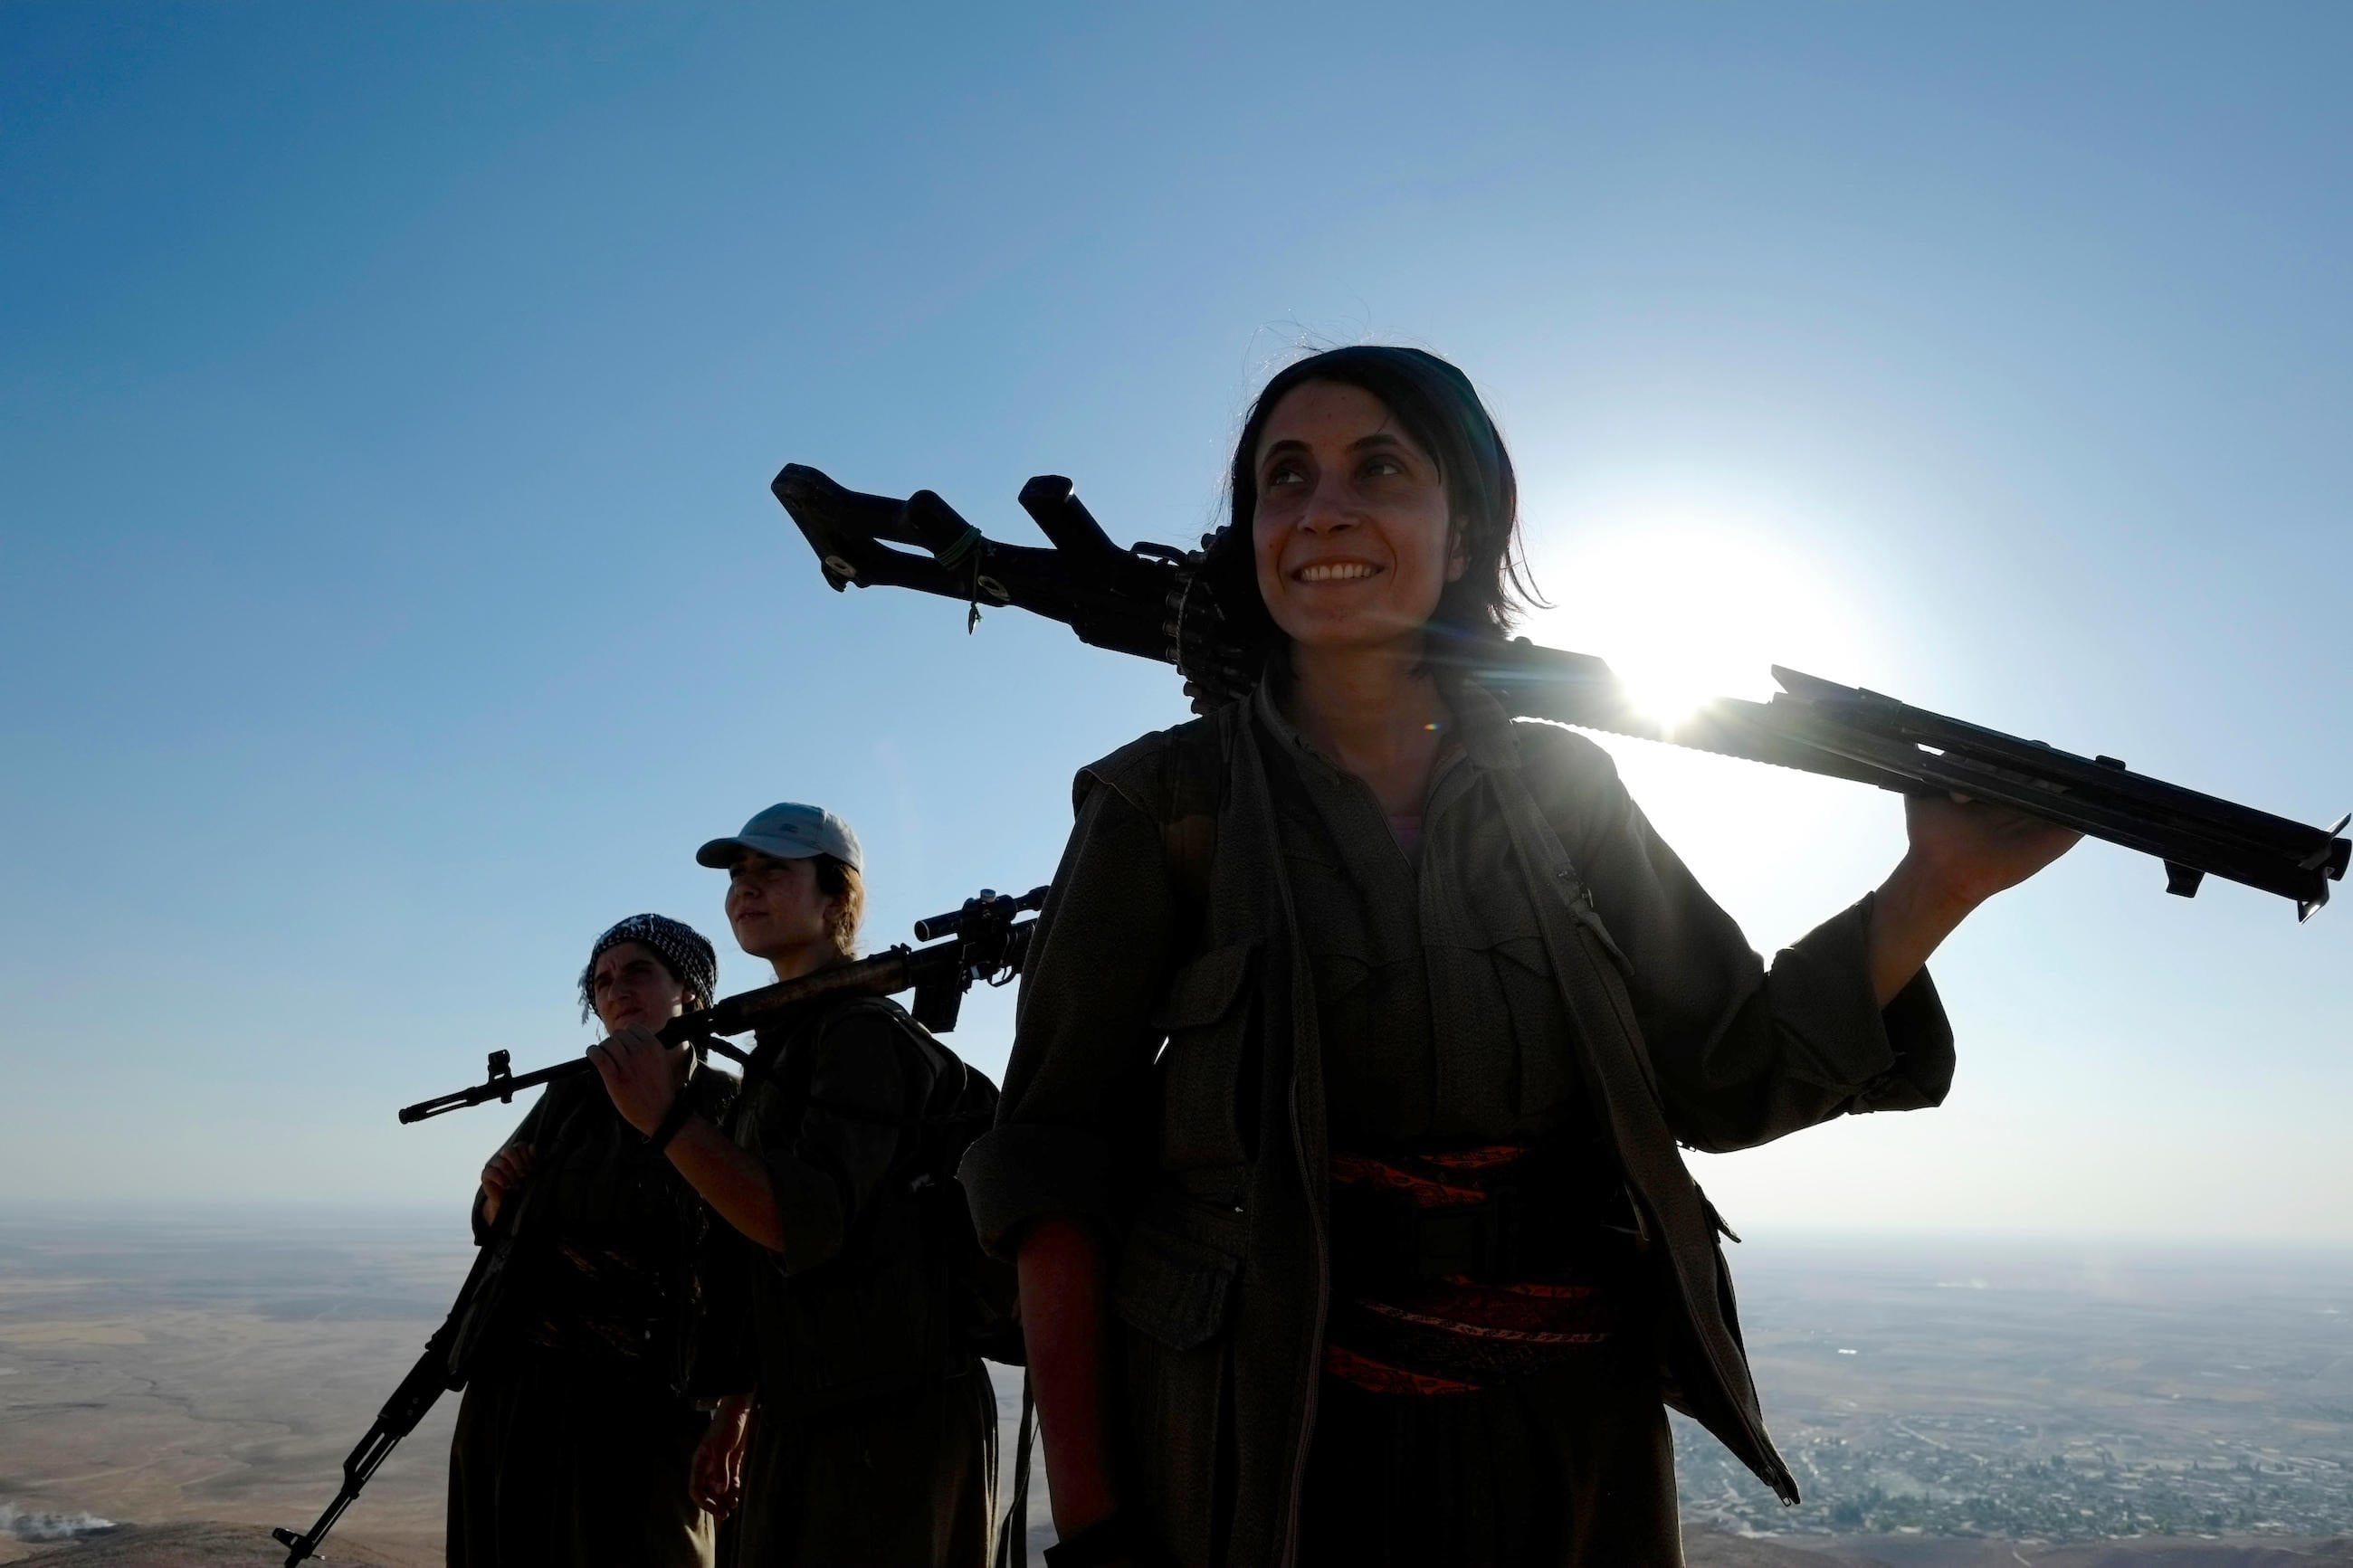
<box><xmin>1446</xmin><ymin>520</ymin><xmax>1471</xmax><ymax>584</ymax></box>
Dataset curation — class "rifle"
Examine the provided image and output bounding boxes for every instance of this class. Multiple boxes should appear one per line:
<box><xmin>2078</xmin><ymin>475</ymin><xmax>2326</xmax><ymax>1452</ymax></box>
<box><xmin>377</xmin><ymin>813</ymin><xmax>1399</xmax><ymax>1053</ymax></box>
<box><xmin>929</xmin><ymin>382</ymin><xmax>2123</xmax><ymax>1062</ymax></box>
<box><xmin>272</xmin><ymin>1190</ymin><xmax>534</xmax><ymax>1564</ymax></box>
<box><xmin>772</xmin><ymin>464</ymin><xmax>2349</xmax><ymax>920</ymax></box>
<box><xmin>397</xmin><ymin>886</ymin><xmax>1045</xmax><ymax>1124</ymax></box>
<box><xmin>274</xmin><ymin>888</ymin><xmax>1041</xmax><ymax>1563</ymax></box>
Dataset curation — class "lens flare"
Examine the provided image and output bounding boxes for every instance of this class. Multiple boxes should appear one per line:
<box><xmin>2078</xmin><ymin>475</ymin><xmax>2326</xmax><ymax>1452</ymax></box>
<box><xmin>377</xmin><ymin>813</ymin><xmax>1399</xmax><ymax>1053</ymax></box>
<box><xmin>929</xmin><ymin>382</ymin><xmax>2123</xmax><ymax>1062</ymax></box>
<box><xmin>1524</xmin><ymin>511</ymin><xmax>1871</xmax><ymax>734</ymax></box>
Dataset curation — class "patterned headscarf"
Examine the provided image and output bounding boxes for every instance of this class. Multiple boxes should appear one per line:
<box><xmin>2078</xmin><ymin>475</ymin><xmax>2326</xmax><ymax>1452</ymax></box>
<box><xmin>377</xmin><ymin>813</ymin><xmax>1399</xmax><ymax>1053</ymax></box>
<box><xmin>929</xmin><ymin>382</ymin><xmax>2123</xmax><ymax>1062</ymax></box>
<box><xmin>578</xmin><ymin>913</ymin><xmax>720</xmax><ymax>1022</ymax></box>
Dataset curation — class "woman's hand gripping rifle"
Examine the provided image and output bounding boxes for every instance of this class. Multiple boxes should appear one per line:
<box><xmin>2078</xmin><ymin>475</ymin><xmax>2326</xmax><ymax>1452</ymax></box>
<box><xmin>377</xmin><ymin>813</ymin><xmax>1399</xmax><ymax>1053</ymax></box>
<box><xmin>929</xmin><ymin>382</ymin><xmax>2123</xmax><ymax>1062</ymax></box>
<box><xmin>395</xmin><ymin>885</ymin><xmax>1046</xmax><ymax>1126</ymax></box>
<box><xmin>773</xmin><ymin>462</ymin><xmax>2348</xmax><ymax>919</ymax></box>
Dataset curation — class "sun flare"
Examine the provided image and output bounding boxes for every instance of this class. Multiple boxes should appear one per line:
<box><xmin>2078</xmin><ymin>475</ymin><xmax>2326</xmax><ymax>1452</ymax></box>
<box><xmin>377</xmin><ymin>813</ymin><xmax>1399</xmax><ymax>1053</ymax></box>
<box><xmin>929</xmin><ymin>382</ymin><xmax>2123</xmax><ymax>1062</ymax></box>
<box><xmin>1523</xmin><ymin>514</ymin><xmax>1872</xmax><ymax>733</ymax></box>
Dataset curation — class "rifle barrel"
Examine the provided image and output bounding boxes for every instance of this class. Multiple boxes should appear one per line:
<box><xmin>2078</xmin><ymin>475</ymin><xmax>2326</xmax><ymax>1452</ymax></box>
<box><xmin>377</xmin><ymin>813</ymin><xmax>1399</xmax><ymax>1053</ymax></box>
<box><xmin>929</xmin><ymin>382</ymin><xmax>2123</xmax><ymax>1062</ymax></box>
<box><xmin>395</xmin><ymin>918</ymin><xmax>1038</xmax><ymax>1126</ymax></box>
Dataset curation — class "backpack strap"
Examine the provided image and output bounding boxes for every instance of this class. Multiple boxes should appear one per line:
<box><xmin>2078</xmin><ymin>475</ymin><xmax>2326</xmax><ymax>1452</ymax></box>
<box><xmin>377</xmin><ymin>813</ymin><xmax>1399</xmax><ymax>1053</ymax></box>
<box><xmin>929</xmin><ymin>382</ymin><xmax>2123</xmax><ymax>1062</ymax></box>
<box><xmin>1157</xmin><ymin>714</ymin><xmax>1227</xmax><ymax>923</ymax></box>
<box><xmin>1081</xmin><ymin>709</ymin><xmax>1234</xmax><ymax>943</ymax></box>
<box><xmin>993</xmin><ymin>1372</ymin><xmax>1038</xmax><ymax>1568</ymax></box>
<box><xmin>753</xmin><ymin>993</ymin><xmax>930</xmax><ymax>1122</ymax></box>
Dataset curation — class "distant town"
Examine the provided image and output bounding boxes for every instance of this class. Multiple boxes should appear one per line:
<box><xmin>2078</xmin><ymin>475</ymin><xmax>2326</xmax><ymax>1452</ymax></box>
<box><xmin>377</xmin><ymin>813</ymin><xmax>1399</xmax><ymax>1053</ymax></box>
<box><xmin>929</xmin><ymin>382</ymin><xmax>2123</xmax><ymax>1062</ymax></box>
<box><xmin>1668</xmin><ymin>1237</ymin><xmax>2353</xmax><ymax>1548</ymax></box>
<box><xmin>1675</xmin><ymin>1407</ymin><xmax>2352</xmax><ymax>1543</ymax></box>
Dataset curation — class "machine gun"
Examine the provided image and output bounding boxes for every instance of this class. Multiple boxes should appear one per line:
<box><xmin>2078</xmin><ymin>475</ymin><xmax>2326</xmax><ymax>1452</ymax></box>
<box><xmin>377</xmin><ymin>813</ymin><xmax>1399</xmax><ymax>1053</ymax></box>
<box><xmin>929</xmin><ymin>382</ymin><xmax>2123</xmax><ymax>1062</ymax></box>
<box><xmin>398</xmin><ymin>885</ymin><xmax>1046</xmax><ymax>1124</ymax></box>
<box><xmin>274</xmin><ymin>887</ymin><xmax>1042</xmax><ymax>1563</ymax></box>
<box><xmin>774</xmin><ymin>464</ymin><xmax>2349</xmax><ymax>919</ymax></box>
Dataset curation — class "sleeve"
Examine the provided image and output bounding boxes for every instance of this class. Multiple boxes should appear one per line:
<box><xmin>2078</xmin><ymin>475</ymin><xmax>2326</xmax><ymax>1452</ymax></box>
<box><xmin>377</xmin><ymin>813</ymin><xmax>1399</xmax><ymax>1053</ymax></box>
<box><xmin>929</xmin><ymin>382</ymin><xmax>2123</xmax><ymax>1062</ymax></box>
<box><xmin>743</xmin><ymin>1005</ymin><xmax>920</xmax><ymax>1276</ymax></box>
<box><xmin>958</xmin><ymin>774</ymin><xmax>1180</xmax><ymax>1259</ymax></box>
<box><xmin>1538</xmin><ymin>730</ymin><xmax>1956</xmax><ymax>1154</ymax></box>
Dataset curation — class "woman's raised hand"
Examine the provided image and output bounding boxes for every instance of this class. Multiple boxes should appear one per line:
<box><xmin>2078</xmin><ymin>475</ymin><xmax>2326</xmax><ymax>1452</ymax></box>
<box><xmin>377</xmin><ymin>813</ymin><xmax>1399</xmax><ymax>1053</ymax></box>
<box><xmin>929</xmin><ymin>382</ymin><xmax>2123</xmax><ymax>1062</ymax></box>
<box><xmin>1867</xmin><ymin>793</ymin><xmax>2083</xmax><ymax>1005</ymax></box>
<box><xmin>478</xmin><ymin>1141</ymin><xmax>536</xmax><ymax>1227</ymax></box>
<box><xmin>1901</xmin><ymin>791</ymin><xmax>2082</xmax><ymax>911</ymax></box>
<box><xmin>586</xmin><ymin>1024</ymin><xmax>680</xmax><ymax>1136</ymax></box>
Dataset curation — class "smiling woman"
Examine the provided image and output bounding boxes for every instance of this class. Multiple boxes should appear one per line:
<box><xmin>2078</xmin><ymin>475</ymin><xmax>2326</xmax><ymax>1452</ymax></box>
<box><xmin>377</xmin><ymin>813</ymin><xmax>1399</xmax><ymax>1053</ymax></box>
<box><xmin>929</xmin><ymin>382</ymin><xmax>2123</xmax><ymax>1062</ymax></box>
<box><xmin>1249</xmin><ymin>383</ymin><xmax>1465</xmax><ymax>659</ymax></box>
<box><xmin>962</xmin><ymin>343</ymin><xmax>2077</xmax><ymax>1568</ymax></box>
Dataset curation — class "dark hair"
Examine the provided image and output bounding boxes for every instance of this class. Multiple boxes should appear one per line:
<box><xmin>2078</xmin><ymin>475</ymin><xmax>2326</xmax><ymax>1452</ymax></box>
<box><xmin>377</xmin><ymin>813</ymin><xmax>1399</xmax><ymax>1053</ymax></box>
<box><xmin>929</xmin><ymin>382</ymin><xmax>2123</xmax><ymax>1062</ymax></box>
<box><xmin>1202</xmin><ymin>345</ymin><xmax>1538</xmax><ymax>659</ymax></box>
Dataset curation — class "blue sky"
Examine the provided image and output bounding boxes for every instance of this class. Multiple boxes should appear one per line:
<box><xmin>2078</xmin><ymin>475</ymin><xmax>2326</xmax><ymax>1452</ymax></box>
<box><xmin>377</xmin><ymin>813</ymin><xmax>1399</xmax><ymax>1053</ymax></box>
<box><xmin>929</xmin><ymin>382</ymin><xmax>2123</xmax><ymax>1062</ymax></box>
<box><xmin>3</xmin><ymin>4</ymin><xmax>2347</xmax><ymax>1241</ymax></box>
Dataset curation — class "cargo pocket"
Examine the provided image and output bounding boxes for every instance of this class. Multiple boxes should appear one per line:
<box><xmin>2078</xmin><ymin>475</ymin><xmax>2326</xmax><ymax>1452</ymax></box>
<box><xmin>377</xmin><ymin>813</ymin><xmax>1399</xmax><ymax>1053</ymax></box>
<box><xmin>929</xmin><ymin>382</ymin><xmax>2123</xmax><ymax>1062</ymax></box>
<box><xmin>1111</xmin><ymin>1221</ymin><xmax>1242</xmax><ymax>1352</ymax></box>
<box><xmin>1148</xmin><ymin>940</ymin><xmax>1258</xmax><ymax>1174</ymax></box>
<box><xmin>1113</xmin><ymin>1221</ymin><xmax>1240</xmax><ymax>1564</ymax></box>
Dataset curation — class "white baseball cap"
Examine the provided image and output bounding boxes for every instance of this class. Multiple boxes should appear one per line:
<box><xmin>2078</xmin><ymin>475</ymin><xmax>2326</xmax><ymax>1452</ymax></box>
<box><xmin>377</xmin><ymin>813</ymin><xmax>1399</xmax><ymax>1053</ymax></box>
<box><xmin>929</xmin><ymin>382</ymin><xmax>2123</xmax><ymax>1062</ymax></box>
<box><xmin>695</xmin><ymin>802</ymin><xmax>863</xmax><ymax>873</ymax></box>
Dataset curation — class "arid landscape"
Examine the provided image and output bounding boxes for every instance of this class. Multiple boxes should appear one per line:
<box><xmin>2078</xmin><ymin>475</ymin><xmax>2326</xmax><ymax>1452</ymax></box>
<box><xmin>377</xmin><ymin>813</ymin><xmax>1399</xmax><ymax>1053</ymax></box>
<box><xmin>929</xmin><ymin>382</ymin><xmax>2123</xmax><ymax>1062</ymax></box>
<box><xmin>2</xmin><ymin>1209</ymin><xmax>2346</xmax><ymax>1565</ymax></box>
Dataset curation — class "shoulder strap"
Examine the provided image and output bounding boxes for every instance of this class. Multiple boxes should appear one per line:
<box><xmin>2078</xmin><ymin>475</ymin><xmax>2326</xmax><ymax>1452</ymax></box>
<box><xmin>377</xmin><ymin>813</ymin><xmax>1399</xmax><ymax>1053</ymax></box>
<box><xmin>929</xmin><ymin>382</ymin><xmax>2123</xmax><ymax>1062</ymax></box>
<box><xmin>755</xmin><ymin>993</ymin><xmax>965</xmax><ymax>1153</ymax></box>
<box><xmin>1078</xmin><ymin>711</ymin><xmax>1234</xmax><ymax>929</ymax></box>
<box><xmin>994</xmin><ymin>1373</ymin><xmax>1038</xmax><ymax>1568</ymax></box>
<box><xmin>1157</xmin><ymin>712</ymin><xmax>1228</xmax><ymax>920</ymax></box>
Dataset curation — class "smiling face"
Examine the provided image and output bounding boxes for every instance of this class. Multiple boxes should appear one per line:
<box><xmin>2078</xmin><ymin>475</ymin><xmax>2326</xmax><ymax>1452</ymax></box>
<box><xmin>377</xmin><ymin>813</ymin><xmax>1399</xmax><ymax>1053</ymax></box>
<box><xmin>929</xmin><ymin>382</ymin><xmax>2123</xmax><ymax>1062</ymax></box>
<box><xmin>723</xmin><ymin>850</ymin><xmax>838</xmax><ymax>965</ymax></box>
<box><xmin>1250</xmin><ymin>380</ymin><xmax>1467</xmax><ymax>654</ymax></box>
<box><xmin>588</xmin><ymin>940</ymin><xmax>692</xmax><ymax>1034</ymax></box>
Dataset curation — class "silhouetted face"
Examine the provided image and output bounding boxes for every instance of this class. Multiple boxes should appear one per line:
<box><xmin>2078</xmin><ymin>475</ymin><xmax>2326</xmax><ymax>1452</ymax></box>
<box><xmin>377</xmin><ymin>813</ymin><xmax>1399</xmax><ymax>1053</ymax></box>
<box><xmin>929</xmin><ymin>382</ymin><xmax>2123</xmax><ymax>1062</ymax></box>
<box><xmin>589</xmin><ymin>940</ymin><xmax>691</xmax><ymax>1033</ymax></box>
<box><xmin>724</xmin><ymin>850</ymin><xmax>837</xmax><ymax>963</ymax></box>
<box><xmin>1250</xmin><ymin>380</ymin><xmax>1465</xmax><ymax>655</ymax></box>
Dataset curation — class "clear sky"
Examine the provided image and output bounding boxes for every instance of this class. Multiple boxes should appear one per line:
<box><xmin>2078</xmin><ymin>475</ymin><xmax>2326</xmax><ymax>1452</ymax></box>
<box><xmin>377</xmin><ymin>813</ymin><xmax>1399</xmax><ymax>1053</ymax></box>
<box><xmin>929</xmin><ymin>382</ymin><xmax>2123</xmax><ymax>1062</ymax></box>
<box><xmin>3</xmin><ymin>3</ymin><xmax>2347</xmax><ymax>1242</ymax></box>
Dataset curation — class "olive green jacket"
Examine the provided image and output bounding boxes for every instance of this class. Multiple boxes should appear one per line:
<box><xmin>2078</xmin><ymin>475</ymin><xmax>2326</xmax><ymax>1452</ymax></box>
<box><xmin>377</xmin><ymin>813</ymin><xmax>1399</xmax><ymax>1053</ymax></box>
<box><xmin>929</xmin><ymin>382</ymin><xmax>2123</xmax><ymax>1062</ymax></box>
<box><xmin>705</xmin><ymin>994</ymin><xmax>969</xmax><ymax>1415</ymax></box>
<box><xmin>962</xmin><ymin>684</ymin><xmax>1954</xmax><ymax>1567</ymax></box>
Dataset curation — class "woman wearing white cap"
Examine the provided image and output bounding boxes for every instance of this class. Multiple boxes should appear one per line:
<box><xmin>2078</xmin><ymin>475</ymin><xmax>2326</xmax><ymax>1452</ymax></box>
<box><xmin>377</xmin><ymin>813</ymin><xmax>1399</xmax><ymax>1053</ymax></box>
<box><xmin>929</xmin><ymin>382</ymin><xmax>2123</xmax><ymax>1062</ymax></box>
<box><xmin>590</xmin><ymin>803</ymin><xmax>997</xmax><ymax>1568</ymax></box>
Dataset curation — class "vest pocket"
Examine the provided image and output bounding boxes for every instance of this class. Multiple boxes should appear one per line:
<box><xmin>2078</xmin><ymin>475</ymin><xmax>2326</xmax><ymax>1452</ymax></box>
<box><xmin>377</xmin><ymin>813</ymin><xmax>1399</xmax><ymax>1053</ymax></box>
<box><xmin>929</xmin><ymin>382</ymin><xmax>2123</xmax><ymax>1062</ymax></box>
<box><xmin>1149</xmin><ymin>940</ymin><xmax>1257</xmax><ymax>1033</ymax></box>
<box><xmin>1112</xmin><ymin>1221</ymin><xmax>1242</xmax><ymax>1351</ymax></box>
<box><xmin>1148</xmin><ymin>940</ymin><xmax>1259</xmax><ymax>1173</ymax></box>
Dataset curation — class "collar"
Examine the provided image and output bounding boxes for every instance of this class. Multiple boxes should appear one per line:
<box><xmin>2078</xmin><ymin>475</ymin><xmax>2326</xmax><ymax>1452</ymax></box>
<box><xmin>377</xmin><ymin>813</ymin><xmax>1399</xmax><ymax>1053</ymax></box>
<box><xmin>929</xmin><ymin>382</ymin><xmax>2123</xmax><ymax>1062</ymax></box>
<box><xmin>1249</xmin><ymin>666</ymin><xmax>1521</xmax><ymax>774</ymax></box>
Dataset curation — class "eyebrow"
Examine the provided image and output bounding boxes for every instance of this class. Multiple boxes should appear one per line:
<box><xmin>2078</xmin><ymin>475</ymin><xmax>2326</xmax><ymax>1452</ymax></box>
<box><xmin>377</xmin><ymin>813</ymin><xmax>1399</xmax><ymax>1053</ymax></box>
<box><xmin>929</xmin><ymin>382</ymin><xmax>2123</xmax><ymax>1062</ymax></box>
<box><xmin>1259</xmin><ymin>432</ymin><xmax>1411</xmax><ymax>463</ymax></box>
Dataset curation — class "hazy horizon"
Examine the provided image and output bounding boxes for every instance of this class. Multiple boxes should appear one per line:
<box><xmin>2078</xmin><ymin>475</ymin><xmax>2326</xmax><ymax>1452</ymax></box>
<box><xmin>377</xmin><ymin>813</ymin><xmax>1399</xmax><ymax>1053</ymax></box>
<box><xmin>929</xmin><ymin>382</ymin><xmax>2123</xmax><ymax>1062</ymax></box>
<box><xmin>6</xmin><ymin>1200</ymin><xmax>2348</xmax><ymax>1261</ymax></box>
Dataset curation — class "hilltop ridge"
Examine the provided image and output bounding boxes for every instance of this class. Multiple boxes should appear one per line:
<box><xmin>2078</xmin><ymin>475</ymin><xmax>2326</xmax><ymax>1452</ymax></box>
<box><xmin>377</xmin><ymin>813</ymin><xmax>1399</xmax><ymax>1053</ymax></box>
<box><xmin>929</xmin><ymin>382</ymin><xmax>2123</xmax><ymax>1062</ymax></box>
<box><xmin>7</xmin><ymin>1521</ymin><xmax>432</xmax><ymax>1566</ymax></box>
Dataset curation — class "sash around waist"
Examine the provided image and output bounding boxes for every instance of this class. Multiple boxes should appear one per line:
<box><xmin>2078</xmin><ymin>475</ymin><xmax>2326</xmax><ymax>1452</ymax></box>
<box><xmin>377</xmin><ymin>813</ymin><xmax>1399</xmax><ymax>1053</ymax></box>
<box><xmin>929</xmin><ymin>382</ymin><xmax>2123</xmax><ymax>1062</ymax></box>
<box><xmin>1326</xmin><ymin>1144</ymin><xmax>1637</xmax><ymax>1287</ymax></box>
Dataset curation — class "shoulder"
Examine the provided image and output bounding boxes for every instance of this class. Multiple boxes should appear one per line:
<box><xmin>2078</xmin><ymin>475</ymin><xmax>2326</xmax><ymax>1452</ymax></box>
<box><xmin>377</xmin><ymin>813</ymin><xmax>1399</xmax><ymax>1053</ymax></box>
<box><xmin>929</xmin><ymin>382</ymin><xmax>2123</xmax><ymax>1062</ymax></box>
<box><xmin>810</xmin><ymin>994</ymin><xmax>933</xmax><ymax>1082</ymax></box>
<box><xmin>531</xmin><ymin>1069</ymin><xmax>608</xmax><ymax>1143</ymax></box>
<box><xmin>1506</xmin><ymin>717</ymin><xmax>1631</xmax><ymax>833</ymax></box>
<box><xmin>1073</xmin><ymin>707</ymin><xmax>1237</xmax><ymax>822</ymax></box>
<box><xmin>1508</xmin><ymin>717</ymin><xmax>1617</xmax><ymax>778</ymax></box>
<box><xmin>687</xmin><ymin>1060</ymin><xmax>741</xmax><ymax>1120</ymax></box>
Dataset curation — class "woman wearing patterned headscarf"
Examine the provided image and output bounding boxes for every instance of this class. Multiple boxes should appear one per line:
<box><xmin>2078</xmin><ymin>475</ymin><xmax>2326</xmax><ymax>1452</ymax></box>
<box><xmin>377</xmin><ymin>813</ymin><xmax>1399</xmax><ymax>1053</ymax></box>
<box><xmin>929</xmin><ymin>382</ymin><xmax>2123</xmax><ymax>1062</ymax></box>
<box><xmin>445</xmin><ymin>914</ymin><xmax>737</xmax><ymax>1568</ymax></box>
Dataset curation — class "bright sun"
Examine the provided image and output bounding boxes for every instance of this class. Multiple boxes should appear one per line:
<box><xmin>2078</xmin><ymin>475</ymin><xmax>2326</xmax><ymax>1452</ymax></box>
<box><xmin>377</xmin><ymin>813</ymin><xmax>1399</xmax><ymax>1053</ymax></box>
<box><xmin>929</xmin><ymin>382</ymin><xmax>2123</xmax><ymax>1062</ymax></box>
<box><xmin>1522</xmin><ymin>514</ymin><xmax>1873</xmax><ymax>730</ymax></box>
